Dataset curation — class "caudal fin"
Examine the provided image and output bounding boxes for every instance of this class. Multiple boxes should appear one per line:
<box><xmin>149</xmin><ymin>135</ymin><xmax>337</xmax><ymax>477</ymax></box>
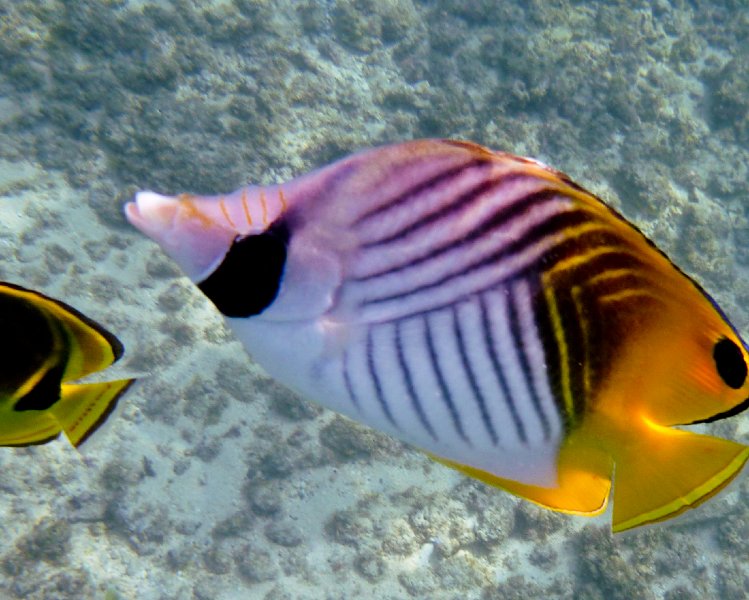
<box><xmin>611</xmin><ymin>422</ymin><xmax>749</xmax><ymax>532</ymax></box>
<box><xmin>51</xmin><ymin>379</ymin><xmax>136</xmax><ymax>448</ymax></box>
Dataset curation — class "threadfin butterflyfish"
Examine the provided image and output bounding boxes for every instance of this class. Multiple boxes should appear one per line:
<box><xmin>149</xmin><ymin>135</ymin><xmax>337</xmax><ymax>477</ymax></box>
<box><xmin>0</xmin><ymin>282</ymin><xmax>134</xmax><ymax>448</ymax></box>
<box><xmin>125</xmin><ymin>139</ymin><xmax>749</xmax><ymax>532</ymax></box>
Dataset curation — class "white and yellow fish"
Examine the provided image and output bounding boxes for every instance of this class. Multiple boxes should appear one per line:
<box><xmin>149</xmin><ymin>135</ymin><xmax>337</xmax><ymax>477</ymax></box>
<box><xmin>126</xmin><ymin>139</ymin><xmax>749</xmax><ymax>532</ymax></box>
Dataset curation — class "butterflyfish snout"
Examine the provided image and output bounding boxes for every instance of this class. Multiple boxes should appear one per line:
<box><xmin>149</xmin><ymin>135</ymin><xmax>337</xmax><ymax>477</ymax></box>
<box><xmin>126</xmin><ymin>139</ymin><xmax>749</xmax><ymax>532</ymax></box>
<box><xmin>126</xmin><ymin>191</ymin><xmax>239</xmax><ymax>282</ymax></box>
<box><xmin>0</xmin><ymin>283</ymin><xmax>135</xmax><ymax>448</ymax></box>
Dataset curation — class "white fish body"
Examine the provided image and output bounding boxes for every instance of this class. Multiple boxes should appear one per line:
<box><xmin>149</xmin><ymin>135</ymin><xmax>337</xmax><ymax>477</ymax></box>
<box><xmin>127</xmin><ymin>143</ymin><xmax>565</xmax><ymax>486</ymax></box>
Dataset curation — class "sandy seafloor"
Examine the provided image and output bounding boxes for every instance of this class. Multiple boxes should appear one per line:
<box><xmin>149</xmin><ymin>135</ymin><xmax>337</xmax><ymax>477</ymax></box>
<box><xmin>1</xmin><ymin>1</ymin><xmax>749</xmax><ymax>598</ymax></box>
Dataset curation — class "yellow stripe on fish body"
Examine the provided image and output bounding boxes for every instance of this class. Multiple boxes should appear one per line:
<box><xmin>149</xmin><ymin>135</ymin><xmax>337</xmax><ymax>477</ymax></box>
<box><xmin>0</xmin><ymin>283</ymin><xmax>135</xmax><ymax>448</ymax></box>
<box><xmin>126</xmin><ymin>139</ymin><xmax>749</xmax><ymax>532</ymax></box>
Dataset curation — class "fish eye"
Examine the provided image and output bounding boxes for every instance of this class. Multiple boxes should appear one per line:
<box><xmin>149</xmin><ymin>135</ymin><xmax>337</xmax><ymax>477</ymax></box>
<box><xmin>713</xmin><ymin>337</ymin><xmax>747</xmax><ymax>390</ymax></box>
<box><xmin>198</xmin><ymin>220</ymin><xmax>289</xmax><ymax>318</ymax></box>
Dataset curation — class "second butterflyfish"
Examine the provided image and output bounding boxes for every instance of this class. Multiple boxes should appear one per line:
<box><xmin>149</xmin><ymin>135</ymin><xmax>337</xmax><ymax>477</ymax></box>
<box><xmin>0</xmin><ymin>282</ymin><xmax>135</xmax><ymax>448</ymax></box>
<box><xmin>126</xmin><ymin>139</ymin><xmax>749</xmax><ymax>532</ymax></box>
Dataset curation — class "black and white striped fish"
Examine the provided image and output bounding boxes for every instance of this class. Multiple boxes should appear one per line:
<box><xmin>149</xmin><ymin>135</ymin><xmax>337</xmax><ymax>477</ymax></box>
<box><xmin>126</xmin><ymin>139</ymin><xmax>749</xmax><ymax>532</ymax></box>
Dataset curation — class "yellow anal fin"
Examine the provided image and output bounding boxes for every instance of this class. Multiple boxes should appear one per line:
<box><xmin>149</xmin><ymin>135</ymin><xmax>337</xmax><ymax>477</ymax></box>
<box><xmin>612</xmin><ymin>423</ymin><xmax>749</xmax><ymax>532</ymax></box>
<box><xmin>429</xmin><ymin>448</ymin><xmax>612</xmax><ymax>516</ymax></box>
<box><xmin>0</xmin><ymin>412</ymin><xmax>62</xmax><ymax>447</ymax></box>
<box><xmin>51</xmin><ymin>379</ymin><xmax>135</xmax><ymax>448</ymax></box>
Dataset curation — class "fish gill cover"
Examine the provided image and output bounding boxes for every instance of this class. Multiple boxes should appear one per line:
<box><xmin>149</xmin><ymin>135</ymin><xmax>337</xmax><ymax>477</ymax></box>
<box><xmin>0</xmin><ymin>1</ymin><xmax>748</xmax><ymax>599</ymax></box>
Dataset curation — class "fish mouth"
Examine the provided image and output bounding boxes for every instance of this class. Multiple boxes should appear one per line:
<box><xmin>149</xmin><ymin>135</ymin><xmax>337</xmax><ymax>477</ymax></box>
<box><xmin>686</xmin><ymin>396</ymin><xmax>749</xmax><ymax>425</ymax></box>
<box><xmin>124</xmin><ymin>191</ymin><xmax>180</xmax><ymax>238</ymax></box>
<box><xmin>125</xmin><ymin>190</ymin><xmax>236</xmax><ymax>282</ymax></box>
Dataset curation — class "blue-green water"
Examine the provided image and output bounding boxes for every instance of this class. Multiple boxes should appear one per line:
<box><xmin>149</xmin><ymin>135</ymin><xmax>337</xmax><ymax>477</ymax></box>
<box><xmin>0</xmin><ymin>1</ymin><xmax>748</xmax><ymax>598</ymax></box>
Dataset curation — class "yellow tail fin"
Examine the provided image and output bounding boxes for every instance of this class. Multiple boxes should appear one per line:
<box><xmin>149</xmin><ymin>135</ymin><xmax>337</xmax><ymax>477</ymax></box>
<box><xmin>611</xmin><ymin>421</ymin><xmax>749</xmax><ymax>532</ymax></box>
<box><xmin>51</xmin><ymin>379</ymin><xmax>135</xmax><ymax>447</ymax></box>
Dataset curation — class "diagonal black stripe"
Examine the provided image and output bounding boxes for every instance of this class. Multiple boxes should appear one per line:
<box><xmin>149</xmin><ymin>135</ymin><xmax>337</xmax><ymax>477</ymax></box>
<box><xmin>359</xmin><ymin>249</ymin><xmax>649</xmax><ymax>339</ymax></box>
<box><xmin>355</xmin><ymin>188</ymin><xmax>560</xmax><ymax>281</ymax></box>
<box><xmin>423</xmin><ymin>314</ymin><xmax>470</xmax><ymax>444</ymax></box>
<box><xmin>452</xmin><ymin>306</ymin><xmax>499</xmax><ymax>445</ymax></box>
<box><xmin>362</xmin><ymin>172</ymin><xmax>534</xmax><ymax>249</ymax></box>
<box><xmin>367</xmin><ymin>327</ymin><xmax>398</xmax><ymax>429</ymax></box>
<box><xmin>354</xmin><ymin>159</ymin><xmax>490</xmax><ymax>226</ymax></box>
<box><xmin>361</xmin><ymin>210</ymin><xmax>593</xmax><ymax>306</ymax></box>
<box><xmin>477</xmin><ymin>293</ymin><xmax>527</xmax><ymax>443</ymax></box>
<box><xmin>395</xmin><ymin>321</ymin><xmax>438</xmax><ymax>441</ymax></box>
<box><xmin>508</xmin><ymin>282</ymin><xmax>552</xmax><ymax>440</ymax></box>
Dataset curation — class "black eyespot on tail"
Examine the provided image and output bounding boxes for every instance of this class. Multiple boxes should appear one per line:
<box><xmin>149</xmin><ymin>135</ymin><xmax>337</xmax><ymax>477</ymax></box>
<box><xmin>713</xmin><ymin>337</ymin><xmax>747</xmax><ymax>390</ymax></box>
<box><xmin>198</xmin><ymin>220</ymin><xmax>290</xmax><ymax>318</ymax></box>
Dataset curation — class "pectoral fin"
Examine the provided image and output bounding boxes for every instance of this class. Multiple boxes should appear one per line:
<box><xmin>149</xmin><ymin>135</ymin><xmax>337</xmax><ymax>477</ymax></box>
<box><xmin>611</xmin><ymin>422</ymin><xmax>749</xmax><ymax>532</ymax></box>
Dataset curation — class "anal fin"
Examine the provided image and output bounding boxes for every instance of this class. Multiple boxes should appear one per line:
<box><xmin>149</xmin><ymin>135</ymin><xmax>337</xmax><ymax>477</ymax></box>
<box><xmin>611</xmin><ymin>421</ymin><xmax>749</xmax><ymax>532</ymax></box>
<box><xmin>429</xmin><ymin>443</ymin><xmax>612</xmax><ymax>516</ymax></box>
<box><xmin>52</xmin><ymin>379</ymin><xmax>135</xmax><ymax>448</ymax></box>
<box><xmin>0</xmin><ymin>413</ymin><xmax>61</xmax><ymax>447</ymax></box>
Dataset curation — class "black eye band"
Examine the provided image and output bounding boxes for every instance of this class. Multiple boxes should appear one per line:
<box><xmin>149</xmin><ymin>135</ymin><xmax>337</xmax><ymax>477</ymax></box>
<box><xmin>198</xmin><ymin>220</ymin><xmax>290</xmax><ymax>318</ymax></box>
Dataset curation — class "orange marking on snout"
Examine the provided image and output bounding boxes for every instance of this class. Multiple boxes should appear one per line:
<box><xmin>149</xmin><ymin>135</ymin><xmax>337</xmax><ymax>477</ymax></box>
<box><xmin>180</xmin><ymin>194</ymin><xmax>217</xmax><ymax>230</ymax></box>
<box><xmin>240</xmin><ymin>188</ymin><xmax>253</xmax><ymax>226</ymax></box>
<box><xmin>219</xmin><ymin>197</ymin><xmax>236</xmax><ymax>228</ymax></box>
<box><xmin>279</xmin><ymin>188</ymin><xmax>288</xmax><ymax>212</ymax></box>
<box><xmin>260</xmin><ymin>190</ymin><xmax>269</xmax><ymax>225</ymax></box>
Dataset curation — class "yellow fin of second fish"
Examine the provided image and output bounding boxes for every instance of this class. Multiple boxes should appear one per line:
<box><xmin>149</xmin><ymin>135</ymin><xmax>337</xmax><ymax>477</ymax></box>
<box><xmin>0</xmin><ymin>379</ymin><xmax>134</xmax><ymax>447</ymax></box>
<box><xmin>0</xmin><ymin>412</ymin><xmax>61</xmax><ymax>447</ymax></box>
<box><xmin>610</xmin><ymin>421</ymin><xmax>749</xmax><ymax>532</ymax></box>
<box><xmin>51</xmin><ymin>379</ymin><xmax>135</xmax><ymax>447</ymax></box>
